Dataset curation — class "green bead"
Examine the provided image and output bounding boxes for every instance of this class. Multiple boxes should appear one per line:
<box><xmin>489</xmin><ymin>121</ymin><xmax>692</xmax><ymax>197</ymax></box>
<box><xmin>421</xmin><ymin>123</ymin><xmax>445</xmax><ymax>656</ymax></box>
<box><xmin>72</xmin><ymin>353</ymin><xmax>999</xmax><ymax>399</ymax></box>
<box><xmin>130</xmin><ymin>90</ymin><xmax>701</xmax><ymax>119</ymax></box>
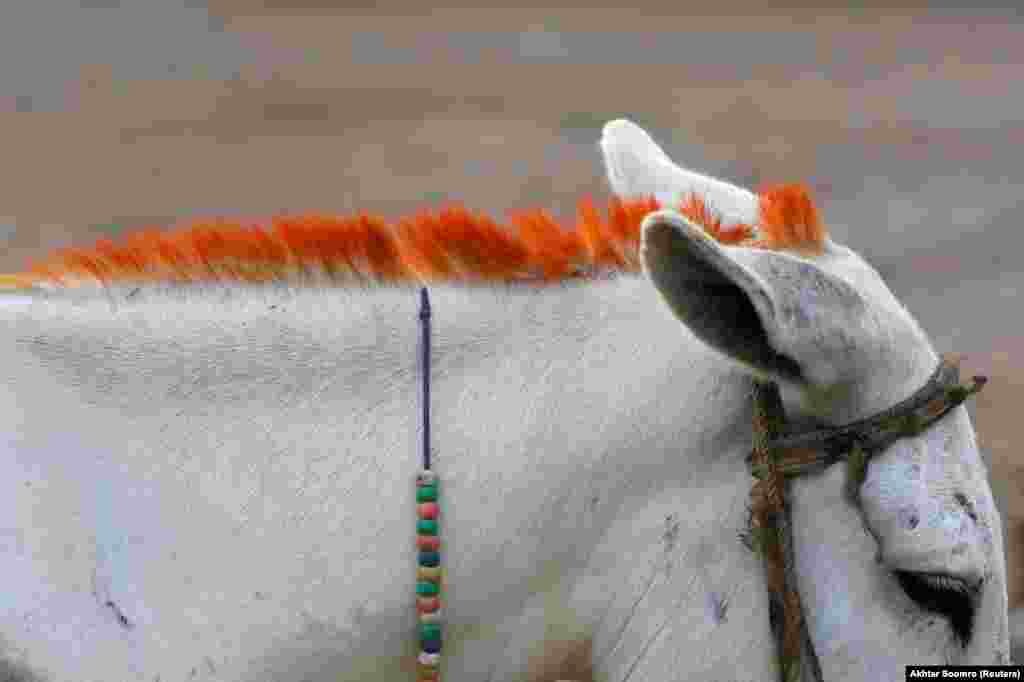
<box><xmin>416</xmin><ymin>580</ymin><xmax>439</xmax><ymax>596</ymax></box>
<box><xmin>416</xmin><ymin>485</ymin><xmax>438</xmax><ymax>502</ymax></box>
<box><xmin>417</xmin><ymin>519</ymin><xmax>438</xmax><ymax>535</ymax></box>
<box><xmin>420</xmin><ymin>623</ymin><xmax>442</xmax><ymax>639</ymax></box>
<box><xmin>419</xmin><ymin>551</ymin><xmax>440</xmax><ymax>567</ymax></box>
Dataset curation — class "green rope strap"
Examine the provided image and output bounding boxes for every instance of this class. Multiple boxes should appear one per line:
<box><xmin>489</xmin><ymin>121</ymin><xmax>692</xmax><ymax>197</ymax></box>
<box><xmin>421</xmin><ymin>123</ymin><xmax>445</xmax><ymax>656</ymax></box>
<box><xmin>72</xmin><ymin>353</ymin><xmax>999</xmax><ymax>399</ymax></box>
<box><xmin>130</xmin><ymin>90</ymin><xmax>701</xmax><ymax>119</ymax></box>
<box><xmin>747</xmin><ymin>355</ymin><xmax>987</xmax><ymax>479</ymax></box>
<box><xmin>748</xmin><ymin>380</ymin><xmax>807</xmax><ymax>682</ymax></box>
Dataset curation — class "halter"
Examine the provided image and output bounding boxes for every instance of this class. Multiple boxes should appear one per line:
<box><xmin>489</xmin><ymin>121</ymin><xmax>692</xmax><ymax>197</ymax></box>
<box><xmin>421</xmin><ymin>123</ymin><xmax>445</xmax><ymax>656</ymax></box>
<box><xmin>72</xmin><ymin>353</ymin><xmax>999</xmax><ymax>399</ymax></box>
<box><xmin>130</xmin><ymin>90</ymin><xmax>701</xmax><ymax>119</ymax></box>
<box><xmin>747</xmin><ymin>356</ymin><xmax>985</xmax><ymax>682</ymax></box>
<box><xmin>409</xmin><ymin>287</ymin><xmax>987</xmax><ymax>682</ymax></box>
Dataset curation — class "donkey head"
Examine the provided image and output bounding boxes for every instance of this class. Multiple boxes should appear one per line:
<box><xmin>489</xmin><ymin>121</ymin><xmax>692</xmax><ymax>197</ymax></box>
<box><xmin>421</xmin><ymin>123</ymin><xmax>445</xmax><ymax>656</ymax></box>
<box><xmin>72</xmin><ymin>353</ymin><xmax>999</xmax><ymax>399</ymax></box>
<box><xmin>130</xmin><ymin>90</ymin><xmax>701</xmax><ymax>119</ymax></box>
<box><xmin>601</xmin><ymin>118</ymin><xmax>1009</xmax><ymax>672</ymax></box>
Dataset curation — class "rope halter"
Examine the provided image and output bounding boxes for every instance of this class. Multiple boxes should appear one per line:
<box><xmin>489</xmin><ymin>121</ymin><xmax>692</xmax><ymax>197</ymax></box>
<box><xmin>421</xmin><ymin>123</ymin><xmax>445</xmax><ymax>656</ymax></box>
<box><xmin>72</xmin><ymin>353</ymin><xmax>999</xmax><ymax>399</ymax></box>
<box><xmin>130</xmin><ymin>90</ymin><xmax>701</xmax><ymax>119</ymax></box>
<box><xmin>747</xmin><ymin>355</ymin><xmax>986</xmax><ymax>682</ymax></box>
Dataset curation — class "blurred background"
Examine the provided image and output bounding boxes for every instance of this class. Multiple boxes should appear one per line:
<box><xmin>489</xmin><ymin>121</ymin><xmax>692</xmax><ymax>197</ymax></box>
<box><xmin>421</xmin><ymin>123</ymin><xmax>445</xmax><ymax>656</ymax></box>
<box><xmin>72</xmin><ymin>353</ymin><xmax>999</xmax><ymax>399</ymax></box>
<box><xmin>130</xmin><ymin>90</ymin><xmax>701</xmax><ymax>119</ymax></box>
<box><xmin>1</xmin><ymin>0</ymin><xmax>1021</xmax><ymax>661</ymax></box>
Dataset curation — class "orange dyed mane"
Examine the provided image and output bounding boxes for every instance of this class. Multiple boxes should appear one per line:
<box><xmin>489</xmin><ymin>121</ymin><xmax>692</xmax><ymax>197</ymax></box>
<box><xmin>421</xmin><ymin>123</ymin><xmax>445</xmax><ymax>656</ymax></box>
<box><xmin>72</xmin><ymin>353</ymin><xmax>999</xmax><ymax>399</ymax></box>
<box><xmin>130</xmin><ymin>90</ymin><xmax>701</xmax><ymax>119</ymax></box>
<box><xmin>5</xmin><ymin>184</ymin><xmax>823</xmax><ymax>290</ymax></box>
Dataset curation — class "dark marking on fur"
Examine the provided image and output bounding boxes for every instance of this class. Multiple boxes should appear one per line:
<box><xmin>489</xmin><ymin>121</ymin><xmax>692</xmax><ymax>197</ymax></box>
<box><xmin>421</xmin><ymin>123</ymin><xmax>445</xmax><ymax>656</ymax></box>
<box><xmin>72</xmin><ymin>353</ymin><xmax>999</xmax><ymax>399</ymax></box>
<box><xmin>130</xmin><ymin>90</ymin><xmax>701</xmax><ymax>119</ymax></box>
<box><xmin>662</xmin><ymin>513</ymin><xmax>680</xmax><ymax>575</ymax></box>
<box><xmin>105</xmin><ymin>600</ymin><xmax>134</xmax><ymax>629</ymax></box>
<box><xmin>663</xmin><ymin>513</ymin><xmax>679</xmax><ymax>553</ymax></box>
<box><xmin>898</xmin><ymin>506</ymin><xmax>920</xmax><ymax>531</ymax></box>
<box><xmin>954</xmin><ymin>492</ymin><xmax>979</xmax><ymax>523</ymax></box>
<box><xmin>708</xmin><ymin>591</ymin><xmax>729</xmax><ymax>624</ymax></box>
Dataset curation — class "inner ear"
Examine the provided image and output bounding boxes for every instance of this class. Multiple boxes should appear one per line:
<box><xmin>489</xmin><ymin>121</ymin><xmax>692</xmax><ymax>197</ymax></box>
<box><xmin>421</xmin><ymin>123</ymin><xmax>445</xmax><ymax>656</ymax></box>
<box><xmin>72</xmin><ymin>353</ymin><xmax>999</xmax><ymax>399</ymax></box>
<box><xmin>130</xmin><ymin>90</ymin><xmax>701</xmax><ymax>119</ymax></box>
<box><xmin>642</xmin><ymin>212</ymin><xmax>804</xmax><ymax>383</ymax></box>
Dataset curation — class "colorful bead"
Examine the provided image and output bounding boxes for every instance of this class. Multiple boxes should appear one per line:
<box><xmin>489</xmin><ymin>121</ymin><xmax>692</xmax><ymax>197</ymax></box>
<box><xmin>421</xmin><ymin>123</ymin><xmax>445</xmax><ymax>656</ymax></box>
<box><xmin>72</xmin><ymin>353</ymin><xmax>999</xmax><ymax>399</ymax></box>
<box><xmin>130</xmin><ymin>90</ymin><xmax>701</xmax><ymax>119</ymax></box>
<box><xmin>418</xmin><ymin>652</ymin><xmax>441</xmax><ymax>666</ymax></box>
<box><xmin>417</xmin><ymin>535</ymin><xmax>441</xmax><ymax>551</ymax></box>
<box><xmin>417</xmin><ymin>597</ymin><xmax>441</xmax><ymax>613</ymax></box>
<box><xmin>417</xmin><ymin>566</ymin><xmax>441</xmax><ymax>581</ymax></box>
<box><xmin>419</xmin><ymin>609</ymin><xmax>442</xmax><ymax>623</ymax></box>
<box><xmin>416</xmin><ymin>472</ymin><xmax>442</xmax><ymax>672</ymax></box>
<box><xmin>416</xmin><ymin>581</ymin><xmax>439</xmax><ymax>596</ymax></box>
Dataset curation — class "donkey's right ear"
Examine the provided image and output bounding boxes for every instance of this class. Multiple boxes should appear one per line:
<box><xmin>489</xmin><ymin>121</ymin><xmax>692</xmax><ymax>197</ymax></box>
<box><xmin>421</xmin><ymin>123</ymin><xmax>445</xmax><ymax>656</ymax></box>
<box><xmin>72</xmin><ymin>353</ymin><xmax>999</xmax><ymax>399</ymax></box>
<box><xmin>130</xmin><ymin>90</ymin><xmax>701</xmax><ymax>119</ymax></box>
<box><xmin>600</xmin><ymin>119</ymin><xmax>758</xmax><ymax>226</ymax></box>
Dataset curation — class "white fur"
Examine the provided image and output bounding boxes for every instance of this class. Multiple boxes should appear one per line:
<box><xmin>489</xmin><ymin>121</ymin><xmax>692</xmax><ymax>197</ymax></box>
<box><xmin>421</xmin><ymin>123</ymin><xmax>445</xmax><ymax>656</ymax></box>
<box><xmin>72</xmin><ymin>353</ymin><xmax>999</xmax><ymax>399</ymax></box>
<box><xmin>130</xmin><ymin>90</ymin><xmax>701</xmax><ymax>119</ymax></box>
<box><xmin>0</xmin><ymin>119</ymin><xmax>1008</xmax><ymax>681</ymax></box>
<box><xmin>1013</xmin><ymin>607</ymin><xmax>1024</xmax><ymax>662</ymax></box>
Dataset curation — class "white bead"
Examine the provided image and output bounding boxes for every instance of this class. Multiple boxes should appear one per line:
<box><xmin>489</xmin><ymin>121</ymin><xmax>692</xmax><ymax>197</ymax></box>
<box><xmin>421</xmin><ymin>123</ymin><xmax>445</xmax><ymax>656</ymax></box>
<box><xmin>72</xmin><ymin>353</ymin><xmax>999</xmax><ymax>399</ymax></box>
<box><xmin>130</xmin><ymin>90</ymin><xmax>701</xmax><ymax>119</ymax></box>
<box><xmin>417</xmin><ymin>470</ymin><xmax>438</xmax><ymax>485</ymax></box>
<box><xmin>419</xmin><ymin>610</ymin><xmax>442</xmax><ymax>623</ymax></box>
<box><xmin>418</xmin><ymin>652</ymin><xmax>441</xmax><ymax>666</ymax></box>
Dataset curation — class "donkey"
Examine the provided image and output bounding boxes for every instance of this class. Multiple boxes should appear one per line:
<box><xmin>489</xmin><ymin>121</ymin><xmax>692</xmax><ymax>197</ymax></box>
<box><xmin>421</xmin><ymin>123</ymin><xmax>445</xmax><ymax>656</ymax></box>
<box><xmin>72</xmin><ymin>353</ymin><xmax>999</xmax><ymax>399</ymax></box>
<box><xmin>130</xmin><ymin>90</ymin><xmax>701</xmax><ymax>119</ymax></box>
<box><xmin>0</xmin><ymin>118</ymin><xmax>1009</xmax><ymax>681</ymax></box>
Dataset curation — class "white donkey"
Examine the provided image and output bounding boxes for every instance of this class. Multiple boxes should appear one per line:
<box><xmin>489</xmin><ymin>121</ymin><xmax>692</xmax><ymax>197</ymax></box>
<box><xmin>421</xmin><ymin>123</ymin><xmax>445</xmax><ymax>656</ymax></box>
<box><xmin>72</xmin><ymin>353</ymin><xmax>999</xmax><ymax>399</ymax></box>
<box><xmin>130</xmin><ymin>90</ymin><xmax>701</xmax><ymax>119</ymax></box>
<box><xmin>0</xmin><ymin>119</ymin><xmax>1010</xmax><ymax>681</ymax></box>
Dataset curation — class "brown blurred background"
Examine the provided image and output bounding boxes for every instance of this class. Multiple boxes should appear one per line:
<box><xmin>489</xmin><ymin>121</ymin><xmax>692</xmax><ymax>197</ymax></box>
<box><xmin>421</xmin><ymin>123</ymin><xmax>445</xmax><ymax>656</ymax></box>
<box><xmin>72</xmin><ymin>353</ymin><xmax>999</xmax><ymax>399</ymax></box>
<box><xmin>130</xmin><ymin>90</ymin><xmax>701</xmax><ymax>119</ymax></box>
<box><xmin>2</xmin><ymin>0</ymin><xmax>1021</xmax><ymax>645</ymax></box>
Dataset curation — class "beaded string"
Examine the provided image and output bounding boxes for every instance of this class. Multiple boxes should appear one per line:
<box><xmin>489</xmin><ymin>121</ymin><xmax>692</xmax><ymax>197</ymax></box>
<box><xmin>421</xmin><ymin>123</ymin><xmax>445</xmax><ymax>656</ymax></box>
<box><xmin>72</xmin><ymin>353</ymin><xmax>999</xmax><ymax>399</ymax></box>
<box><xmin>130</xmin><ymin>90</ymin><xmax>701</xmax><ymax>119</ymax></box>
<box><xmin>415</xmin><ymin>287</ymin><xmax>443</xmax><ymax>680</ymax></box>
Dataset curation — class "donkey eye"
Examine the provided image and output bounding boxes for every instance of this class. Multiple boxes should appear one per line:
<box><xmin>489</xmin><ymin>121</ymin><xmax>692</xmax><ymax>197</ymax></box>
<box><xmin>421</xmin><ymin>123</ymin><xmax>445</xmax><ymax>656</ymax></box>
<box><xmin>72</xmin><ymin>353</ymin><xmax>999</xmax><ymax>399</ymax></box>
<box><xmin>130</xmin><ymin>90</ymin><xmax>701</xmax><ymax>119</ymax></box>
<box><xmin>894</xmin><ymin>570</ymin><xmax>977</xmax><ymax>644</ymax></box>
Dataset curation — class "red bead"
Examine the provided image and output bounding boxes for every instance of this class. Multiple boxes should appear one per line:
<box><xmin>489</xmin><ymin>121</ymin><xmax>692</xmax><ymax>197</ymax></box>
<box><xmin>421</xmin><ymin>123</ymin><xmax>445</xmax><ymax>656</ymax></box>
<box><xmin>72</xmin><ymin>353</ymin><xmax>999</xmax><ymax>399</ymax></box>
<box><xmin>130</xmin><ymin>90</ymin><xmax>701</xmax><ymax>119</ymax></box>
<box><xmin>417</xmin><ymin>596</ymin><xmax>441</xmax><ymax>613</ymax></box>
<box><xmin>418</xmin><ymin>502</ymin><xmax>439</xmax><ymax>519</ymax></box>
<box><xmin>417</xmin><ymin>535</ymin><xmax>440</xmax><ymax>551</ymax></box>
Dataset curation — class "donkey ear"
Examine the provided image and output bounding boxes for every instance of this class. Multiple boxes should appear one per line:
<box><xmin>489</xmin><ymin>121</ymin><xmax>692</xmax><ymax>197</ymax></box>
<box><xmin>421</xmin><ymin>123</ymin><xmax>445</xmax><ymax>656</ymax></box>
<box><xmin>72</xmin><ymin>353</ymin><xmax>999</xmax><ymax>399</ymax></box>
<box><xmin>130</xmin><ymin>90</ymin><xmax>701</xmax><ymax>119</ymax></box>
<box><xmin>600</xmin><ymin>119</ymin><xmax>758</xmax><ymax>226</ymax></box>
<box><xmin>641</xmin><ymin>209</ymin><xmax>867</xmax><ymax>386</ymax></box>
<box><xmin>640</xmin><ymin>209</ymin><xmax>801</xmax><ymax>382</ymax></box>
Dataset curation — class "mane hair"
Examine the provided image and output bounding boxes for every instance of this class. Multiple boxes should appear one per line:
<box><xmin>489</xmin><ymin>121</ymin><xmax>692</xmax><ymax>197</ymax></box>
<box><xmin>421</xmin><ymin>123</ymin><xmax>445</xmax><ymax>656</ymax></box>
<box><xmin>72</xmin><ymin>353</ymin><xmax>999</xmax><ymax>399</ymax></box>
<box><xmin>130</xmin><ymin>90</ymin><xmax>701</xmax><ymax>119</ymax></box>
<box><xmin>3</xmin><ymin>185</ymin><xmax>823</xmax><ymax>291</ymax></box>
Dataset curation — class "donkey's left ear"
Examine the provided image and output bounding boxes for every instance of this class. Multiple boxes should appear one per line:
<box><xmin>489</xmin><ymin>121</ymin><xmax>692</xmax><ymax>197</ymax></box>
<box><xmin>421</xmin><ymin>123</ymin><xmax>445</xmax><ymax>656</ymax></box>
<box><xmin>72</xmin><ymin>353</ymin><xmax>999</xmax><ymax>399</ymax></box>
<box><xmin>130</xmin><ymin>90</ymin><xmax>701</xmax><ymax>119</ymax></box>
<box><xmin>641</xmin><ymin>209</ymin><xmax>867</xmax><ymax>386</ymax></box>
